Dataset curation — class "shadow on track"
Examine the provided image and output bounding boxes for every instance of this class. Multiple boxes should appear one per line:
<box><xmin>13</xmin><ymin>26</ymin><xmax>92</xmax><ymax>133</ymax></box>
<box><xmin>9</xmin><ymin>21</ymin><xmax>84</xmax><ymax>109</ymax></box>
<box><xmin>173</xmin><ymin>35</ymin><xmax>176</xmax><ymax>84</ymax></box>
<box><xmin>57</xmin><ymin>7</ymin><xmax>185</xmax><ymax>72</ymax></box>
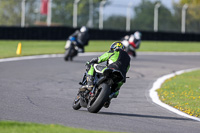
<box><xmin>99</xmin><ymin>111</ymin><xmax>196</xmax><ymax>122</ymax></box>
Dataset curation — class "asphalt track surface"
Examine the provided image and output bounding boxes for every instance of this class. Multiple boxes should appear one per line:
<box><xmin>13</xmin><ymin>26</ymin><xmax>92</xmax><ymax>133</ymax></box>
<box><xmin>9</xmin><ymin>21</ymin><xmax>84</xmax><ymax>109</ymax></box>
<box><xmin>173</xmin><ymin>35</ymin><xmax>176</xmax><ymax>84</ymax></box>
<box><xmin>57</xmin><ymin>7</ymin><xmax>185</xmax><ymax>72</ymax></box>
<box><xmin>0</xmin><ymin>52</ymin><xmax>200</xmax><ymax>133</ymax></box>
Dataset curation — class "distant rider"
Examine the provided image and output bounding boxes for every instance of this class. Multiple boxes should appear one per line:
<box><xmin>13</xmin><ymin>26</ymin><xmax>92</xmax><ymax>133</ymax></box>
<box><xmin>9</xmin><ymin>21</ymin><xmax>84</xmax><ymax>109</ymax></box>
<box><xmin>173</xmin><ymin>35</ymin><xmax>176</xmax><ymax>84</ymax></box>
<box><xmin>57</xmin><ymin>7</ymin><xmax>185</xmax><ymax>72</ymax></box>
<box><xmin>121</xmin><ymin>31</ymin><xmax>142</xmax><ymax>57</ymax></box>
<box><xmin>128</xmin><ymin>31</ymin><xmax>142</xmax><ymax>49</ymax></box>
<box><xmin>80</xmin><ymin>42</ymin><xmax>130</xmax><ymax>107</ymax></box>
<box><xmin>68</xmin><ymin>26</ymin><xmax>89</xmax><ymax>53</ymax></box>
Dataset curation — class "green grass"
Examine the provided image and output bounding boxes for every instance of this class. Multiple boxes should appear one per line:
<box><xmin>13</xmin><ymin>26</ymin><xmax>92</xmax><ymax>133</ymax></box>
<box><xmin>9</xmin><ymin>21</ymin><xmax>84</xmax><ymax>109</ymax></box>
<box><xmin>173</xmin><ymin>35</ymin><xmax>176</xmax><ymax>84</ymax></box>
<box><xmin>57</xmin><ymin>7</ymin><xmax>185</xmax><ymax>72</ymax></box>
<box><xmin>157</xmin><ymin>70</ymin><xmax>200</xmax><ymax>117</ymax></box>
<box><xmin>0</xmin><ymin>40</ymin><xmax>200</xmax><ymax>58</ymax></box>
<box><xmin>0</xmin><ymin>121</ymin><xmax>122</xmax><ymax>133</ymax></box>
<box><xmin>138</xmin><ymin>41</ymin><xmax>200</xmax><ymax>52</ymax></box>
<box><xmin>0</xmin><ymin>40</ymin><xmax>66</xmax><ymax>58</ymax></box>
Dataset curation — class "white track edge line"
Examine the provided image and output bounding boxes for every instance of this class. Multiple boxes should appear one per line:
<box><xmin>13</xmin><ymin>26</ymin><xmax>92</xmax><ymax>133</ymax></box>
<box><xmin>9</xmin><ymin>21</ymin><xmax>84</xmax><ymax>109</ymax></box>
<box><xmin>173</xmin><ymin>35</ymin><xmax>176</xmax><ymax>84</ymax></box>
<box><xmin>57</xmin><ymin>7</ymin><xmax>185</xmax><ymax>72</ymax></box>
<box><xmin>149</xmin><ymin>68</ymin><xmax>200</xmax><ymax>122</ymax></box>
<box><xmin>0</xmin><ymin>52</ymin><xmax>200</xmax><ymax>62</ymax></box>
<box><xmin>0</xmin><ymin>53</ymin><xmax>103</xmax><ymax>63</ymax></box>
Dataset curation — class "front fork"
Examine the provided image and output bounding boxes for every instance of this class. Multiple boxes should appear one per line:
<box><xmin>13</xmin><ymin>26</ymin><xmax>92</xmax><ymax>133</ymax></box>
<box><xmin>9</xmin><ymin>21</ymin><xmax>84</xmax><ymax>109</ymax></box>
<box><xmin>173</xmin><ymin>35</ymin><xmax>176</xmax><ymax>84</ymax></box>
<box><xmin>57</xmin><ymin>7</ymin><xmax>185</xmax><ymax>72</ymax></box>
<box><xmin>90</xmin><ymin>78</ymin><xmax>113</xmax><ymax>97</ymax></box>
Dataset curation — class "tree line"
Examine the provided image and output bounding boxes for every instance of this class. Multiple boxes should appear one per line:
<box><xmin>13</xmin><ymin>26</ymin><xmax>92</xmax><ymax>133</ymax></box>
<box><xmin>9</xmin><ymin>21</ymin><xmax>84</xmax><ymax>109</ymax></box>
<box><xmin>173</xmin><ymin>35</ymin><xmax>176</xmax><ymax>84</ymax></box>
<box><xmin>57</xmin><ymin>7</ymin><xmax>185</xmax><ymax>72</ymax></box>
<box><xmin>0</xmin><ymin>0</ymin><xmax>199</xmax><ymax>33</ymax></box>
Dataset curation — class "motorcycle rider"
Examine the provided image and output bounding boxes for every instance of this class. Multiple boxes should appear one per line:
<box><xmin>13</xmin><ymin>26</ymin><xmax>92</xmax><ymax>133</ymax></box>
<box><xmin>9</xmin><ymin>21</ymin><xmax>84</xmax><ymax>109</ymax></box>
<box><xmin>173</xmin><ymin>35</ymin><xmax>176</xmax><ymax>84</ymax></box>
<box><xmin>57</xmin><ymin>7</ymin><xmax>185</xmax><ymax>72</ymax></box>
<box><xmin>128</xmin><ymin>31</ymin><xmax>142</xmax><ymax>49</ymax></box>
<box><xmin>68</xmin><ymin>26</ymin><xmax>89</xmax><ymax>53</ymax></box>
<box><xmin>121</xmin><ymin>31</ymin><xmax>142</xmax><ymax>57</ymax></box>
<box><xmin>80</xmin><ymin>42</ymin><xmax>130</xmax><ymax>107</ymax></box>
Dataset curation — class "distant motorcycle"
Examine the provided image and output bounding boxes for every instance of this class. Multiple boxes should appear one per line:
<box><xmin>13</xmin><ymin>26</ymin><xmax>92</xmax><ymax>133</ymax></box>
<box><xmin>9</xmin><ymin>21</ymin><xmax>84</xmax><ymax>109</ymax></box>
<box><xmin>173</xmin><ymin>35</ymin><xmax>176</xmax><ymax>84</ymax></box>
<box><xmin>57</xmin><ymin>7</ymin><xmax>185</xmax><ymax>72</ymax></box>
<box><xmin>121</xmin><ymin>31</ymin><xmax>142</xmax><ymax>57</ymax></box>
<box><xmin>122</xmin><ymin>39</ymin><xmax>137</xmax><ymax>57</ymax></box>
<box><xmin>64</xmin><ymin>36</ymin><xmax>78</xmax><ymax>61</ymax></box>
<box><xmin>72</xmin><ymin>63</ymin><xmax>125</xmax><ymax>113</ymax></box>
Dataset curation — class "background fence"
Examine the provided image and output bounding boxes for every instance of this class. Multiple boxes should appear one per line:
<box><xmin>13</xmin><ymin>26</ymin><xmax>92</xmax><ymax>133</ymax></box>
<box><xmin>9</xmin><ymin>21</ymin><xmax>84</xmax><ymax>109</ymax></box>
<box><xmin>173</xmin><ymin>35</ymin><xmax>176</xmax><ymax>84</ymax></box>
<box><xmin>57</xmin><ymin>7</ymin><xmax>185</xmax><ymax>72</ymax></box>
<box><xmin>1</xmin><ymin>26</ymin><xmax>200</xmax><ymax>41</ymax></box>
<box><xmin>0</xmin><ymin>0</ymin><xmax>200</xmax><ymax>34</ymax></box>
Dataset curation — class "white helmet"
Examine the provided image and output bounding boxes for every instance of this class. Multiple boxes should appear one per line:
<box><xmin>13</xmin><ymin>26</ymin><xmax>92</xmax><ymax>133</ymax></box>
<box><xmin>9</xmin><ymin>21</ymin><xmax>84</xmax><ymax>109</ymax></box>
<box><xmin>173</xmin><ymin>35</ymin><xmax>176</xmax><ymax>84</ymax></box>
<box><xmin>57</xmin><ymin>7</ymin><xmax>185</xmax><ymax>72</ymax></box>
<box><xmin>80</xmin><ymin>26</ymin><xmax>88</xmax><ymax>32</ymax></box>
<box><xmin>134</xmin><ymin>31</ymin><xmax>142</xmax><ymax>40</ymax></box>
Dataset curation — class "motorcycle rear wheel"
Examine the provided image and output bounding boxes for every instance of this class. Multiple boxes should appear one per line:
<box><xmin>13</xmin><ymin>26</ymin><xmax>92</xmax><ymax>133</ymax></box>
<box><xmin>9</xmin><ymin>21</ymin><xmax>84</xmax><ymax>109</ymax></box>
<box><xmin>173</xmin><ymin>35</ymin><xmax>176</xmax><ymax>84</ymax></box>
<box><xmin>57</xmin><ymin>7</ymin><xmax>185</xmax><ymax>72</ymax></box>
<box><xmin>72</xmin><ymin>95</ymin><xmax>81</xmax><ymax>110</ymax></box>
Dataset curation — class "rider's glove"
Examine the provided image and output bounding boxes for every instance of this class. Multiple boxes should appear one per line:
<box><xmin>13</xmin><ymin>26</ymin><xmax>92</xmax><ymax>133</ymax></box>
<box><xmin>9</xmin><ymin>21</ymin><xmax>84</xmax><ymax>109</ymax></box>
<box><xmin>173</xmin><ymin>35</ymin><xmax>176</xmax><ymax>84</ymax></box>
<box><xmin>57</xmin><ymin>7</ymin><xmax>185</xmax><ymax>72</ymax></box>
<box><xmin>85</xmin><ymin>58</ymin><xmax>98</xmax><ymax>69</ymax></box>
<box><xmin>86</xmin><ymin>61</ymin><xmax>90</xmax><ymax>66</ymax></box>
<box><xmin>85</xmin><ymin>61</ymin><xmax>91</xmax><ymax>71</ymax></box>
<box><xmin>89</xmin><ymin>58</ymin><xmax>98</xmax><ymax>64</ymax></box>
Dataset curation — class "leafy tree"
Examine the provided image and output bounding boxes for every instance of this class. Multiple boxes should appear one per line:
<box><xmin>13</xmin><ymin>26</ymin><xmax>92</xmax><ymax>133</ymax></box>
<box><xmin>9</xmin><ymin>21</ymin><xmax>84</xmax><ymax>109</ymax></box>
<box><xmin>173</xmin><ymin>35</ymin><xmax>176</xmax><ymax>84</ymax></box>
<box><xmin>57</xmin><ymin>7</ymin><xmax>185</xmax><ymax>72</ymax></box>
<box><xmin>104</xmin><ymin>15</ymin><xmax>126</xmax><ymax>30</ymax></box>
<box><xmin>176</xmin><ymin>0</ymin><xmax>200</xmax><ymax>33</ymax></box>
<box><xmin>132</xmin><ymin>0</ymin><xmax>178</xmax><ymax>32</ymax></box>
<box><xmin>0</xmin><ymin>0</ymin><xmax>38</xmax><ymax>26</ymax></box>
<box><xmin>131</xmin><ymin>0</ymin><xmax>154</xmax><ymax>31</ymax></box>
<box><xmin>159</xmin><ymin>5</ymin><xmax>180</xmax><ymax>32</ymax></box>
<box><xmin>51</xmin><ymin>0</ymin><xmax>73</xmax><ymax>26</ymax></box>
<box><xmin>51</xmin><ymin>0</ymin><xmax>107</xmax><ymax>28</ymax></box>
<box><xmin>180</xmin><ymin>0</ymin><xmax>200</xmax><ymax>5</ymax></box>
<box><xmin>0</xmin><ymin>0</ymin><xmax>108</xmax><ymax>27</ymax></box>
<box><xmin>0</xmin><ymin>0</ymin><xmax>22</xmax><ymax>26</ymax></box>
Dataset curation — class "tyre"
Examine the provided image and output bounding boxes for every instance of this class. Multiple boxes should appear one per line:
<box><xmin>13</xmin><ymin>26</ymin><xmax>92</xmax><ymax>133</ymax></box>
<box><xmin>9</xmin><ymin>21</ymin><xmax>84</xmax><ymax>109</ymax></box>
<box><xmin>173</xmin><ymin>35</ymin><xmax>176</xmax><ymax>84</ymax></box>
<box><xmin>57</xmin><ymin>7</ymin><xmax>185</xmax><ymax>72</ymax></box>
<box><xmin>72</xmin><ymin>95</ymin><xmax>81</xmax><ymax>110</ymax></box>
<box><xmin>132</xmin><ymin>51</ymin><xmax>137</xmax><ymax>57</ymax></box>
<box><xmin>64</xmin><ymin>49</ymin><xmax>70</xmax><ymax>61</ymax></box>
<box><xmin>70</xmin><ymin>47</ymin><xmax>78</xmax><ymax>61</ymax></box>
<box><xmin>87</xmin><ymin>83</ymin><xmax>111</xmax><ymax>113</ymax></box>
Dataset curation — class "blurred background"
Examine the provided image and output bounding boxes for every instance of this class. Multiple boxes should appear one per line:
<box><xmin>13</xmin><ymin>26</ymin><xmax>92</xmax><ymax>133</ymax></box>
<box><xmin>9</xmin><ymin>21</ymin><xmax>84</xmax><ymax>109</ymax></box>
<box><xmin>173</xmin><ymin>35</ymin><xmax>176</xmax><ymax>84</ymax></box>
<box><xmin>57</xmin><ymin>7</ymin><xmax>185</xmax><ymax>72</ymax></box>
<box><xmin>0</xmin><ymin>0</ymin><xmax>200</xmax><ymax>41</ymax></box>
<box><xmin>0</xmin><ymin>0</ymin><xmax>199</xmax><ymax>33</ymax></box>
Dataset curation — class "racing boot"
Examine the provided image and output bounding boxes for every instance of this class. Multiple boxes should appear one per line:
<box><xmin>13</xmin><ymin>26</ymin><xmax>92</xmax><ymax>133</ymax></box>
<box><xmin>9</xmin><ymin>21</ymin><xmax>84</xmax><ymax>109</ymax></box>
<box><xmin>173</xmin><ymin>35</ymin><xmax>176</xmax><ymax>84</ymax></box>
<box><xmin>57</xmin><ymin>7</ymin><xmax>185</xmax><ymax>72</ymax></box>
<box><xmin>113</xmin><ymin>90</ymin><xmax>119</xmax><ymax>98</ymax></box>
<box><xmin>79</xmin><ymin>75</ymin><xmax>94</xmax><ymax>92</ymax></box>
<box><xmin>104</xmin><ymin>91</ymin><xmax>119</xmax><ymax>108</ymax></box>
<box><xmin>104</xmin><ymin>99</ymin><xmax>111</xmax><ymax>108</ymax></box>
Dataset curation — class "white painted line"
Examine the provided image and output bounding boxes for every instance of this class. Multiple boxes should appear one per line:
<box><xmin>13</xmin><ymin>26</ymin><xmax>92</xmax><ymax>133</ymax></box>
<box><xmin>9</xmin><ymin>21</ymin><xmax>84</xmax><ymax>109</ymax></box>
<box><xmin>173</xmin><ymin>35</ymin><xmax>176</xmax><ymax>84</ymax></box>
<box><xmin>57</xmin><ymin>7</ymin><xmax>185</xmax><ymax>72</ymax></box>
<box><xmin>1</xmin><ymin>52</ymin><xmax>199</xmax><ymax>63</ymax></box>
<box><xmin>0</xmin><ymin>53</ymin><xmax>103</xmax><ymax>63</ymax></box>
<box><xmin>0</xmin><ymin>54</ymin><xmax>63</xmax><ymax>62</ymax></box>
<box><xmin>138</xmin><ymin>52</ymin><xmax>200</xmax><ymax>56</ymax></box>
<box><xmin>149</xmin><ymin>68</ymin><xmax>200</xmax><ymax>122</ymax></box>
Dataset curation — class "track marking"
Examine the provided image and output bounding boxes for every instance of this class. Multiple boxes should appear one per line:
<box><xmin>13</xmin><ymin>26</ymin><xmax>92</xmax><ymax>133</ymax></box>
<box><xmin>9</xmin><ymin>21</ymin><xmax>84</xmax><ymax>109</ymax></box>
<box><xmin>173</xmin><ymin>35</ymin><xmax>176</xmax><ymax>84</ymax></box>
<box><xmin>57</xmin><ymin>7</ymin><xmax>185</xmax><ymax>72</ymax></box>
<box><xmin>0</xmin><ymin>52</ymin><xmax>200</xmax><ymax>63</ymax></box>
<box><xmin>149</xmin><ymin>68</ymin><xmax>200</xmax><ymax>122</ymax></box>
<box><xmin>0</xmin><ymin>53</ymin><xmax>102</xmax><ymax>63</ymax></box>
<box><xmin>0</xmin><ymin>54</ymin><xmax>62</xmax><ymax>62</ymax></box>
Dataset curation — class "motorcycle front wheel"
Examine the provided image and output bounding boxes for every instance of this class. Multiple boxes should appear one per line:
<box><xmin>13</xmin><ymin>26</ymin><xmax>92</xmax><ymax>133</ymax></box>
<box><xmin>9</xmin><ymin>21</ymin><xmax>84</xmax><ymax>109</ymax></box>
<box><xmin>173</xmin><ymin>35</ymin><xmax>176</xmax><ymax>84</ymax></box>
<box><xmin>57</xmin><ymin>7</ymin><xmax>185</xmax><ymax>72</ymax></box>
<box><xmin>64</xmin><ymin>49</ymin><xmax>70</xmax><ymax>61</ymax></box>
<box><xmin>87</xmin><ymin>83</ymin><xmax>111</xmax><ymax>113</ymax></box>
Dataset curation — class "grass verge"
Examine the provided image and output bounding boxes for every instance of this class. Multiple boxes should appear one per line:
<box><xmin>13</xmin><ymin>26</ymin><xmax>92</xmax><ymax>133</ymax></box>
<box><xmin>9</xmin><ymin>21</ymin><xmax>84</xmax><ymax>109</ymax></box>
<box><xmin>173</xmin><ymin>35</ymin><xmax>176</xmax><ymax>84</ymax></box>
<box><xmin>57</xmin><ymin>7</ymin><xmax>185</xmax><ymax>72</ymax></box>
<box><xmin>0</xmin><ymin>40</ymin><xmax>200</xmax><ymax>58</ymax></box>
<box><xmin>157</xmin><ymin>70</ymin><xmax>200</xmax><ymax>117</ymax></box>
<box><xmin>0</xmin><ymin>121</ymin><xmax>122</xmax><ymax>133</ymax></box>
